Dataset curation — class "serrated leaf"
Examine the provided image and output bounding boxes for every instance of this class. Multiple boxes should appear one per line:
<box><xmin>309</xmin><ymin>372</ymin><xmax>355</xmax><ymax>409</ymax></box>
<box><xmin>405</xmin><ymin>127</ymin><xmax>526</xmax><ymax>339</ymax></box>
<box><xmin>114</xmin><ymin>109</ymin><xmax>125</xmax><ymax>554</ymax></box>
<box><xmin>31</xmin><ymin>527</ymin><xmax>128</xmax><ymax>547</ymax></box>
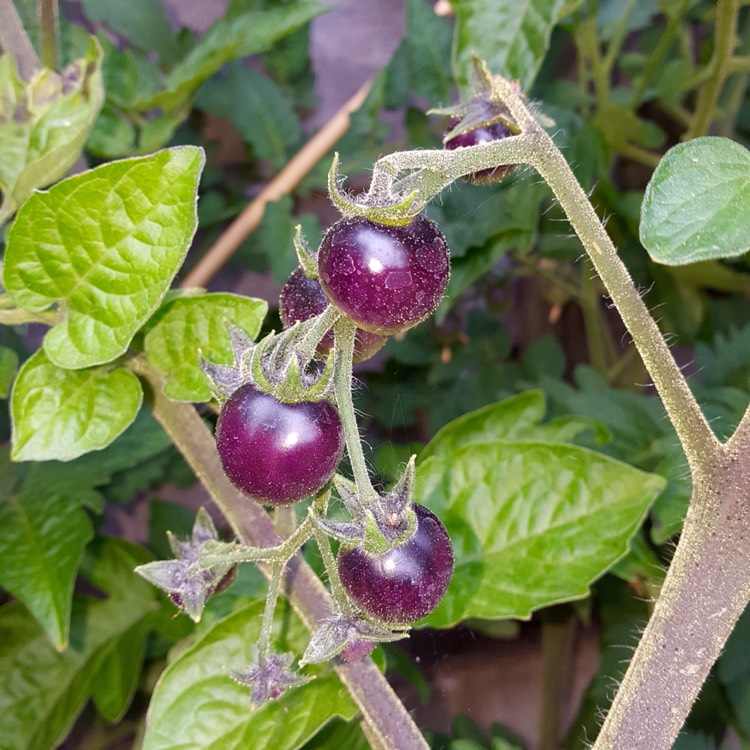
<box><xmin>417</xmin><ymin>441</ymin><xmax>665</xmax><ymax>627</ymax></box>
<box><xmin>0</xmin><ymin>346</ymin><xmax>19</xmax><ymax>398</ymax></box>
<box><xmin>144</xmin><ymin>293</ymin><xmax>267</xmax><ymax>402</ymax></box>
<box><xmin>142</xmin><ymin>600</ymin><xmax>358</xmax><ymax>750</ymax></box>
<box><xmin>145</xmin><ymin>2</ymin><xmax>326</xmax><ymax>110</ymax></box>
<box><xmin>640</xmin><ymin>137</ymin><xmax>750</xmax><ymax>265</ymax></box>
<box><xmin>420</xmin><ymin>390</ymin><xmax>607</xmax><ymax>463</ymax></box>
<box><xmin>0</xmin><ymin>448</ymin><xmax>93</xmax><ymax>650</ymax></box>
<box><xmin>0</xmin><ymin>541</ymin><xmax>159</xmax><ymax>750</ymax></box>
<box><xmin>452</xmin><ymin>0</ymin><xmax>564</xmax><ymax>93</ymax></box>
<box><xmin>3</xmin><ymin>147</ymin><xmax>204</xmax><ymax>369</ymax></box>
<box><xmin>196</xmin><ymin>64</ymin><xmax>302</xmax><ymax>168</ymax></box>
<box><xmin>0</xmin><ymin>38</ymin><xmax>104</xmax><ymax>225</ymax></box>
<box><xmin>11</xmin><ymin>349</ymin><xmax>143</xmax><ymax>462</ymax></box>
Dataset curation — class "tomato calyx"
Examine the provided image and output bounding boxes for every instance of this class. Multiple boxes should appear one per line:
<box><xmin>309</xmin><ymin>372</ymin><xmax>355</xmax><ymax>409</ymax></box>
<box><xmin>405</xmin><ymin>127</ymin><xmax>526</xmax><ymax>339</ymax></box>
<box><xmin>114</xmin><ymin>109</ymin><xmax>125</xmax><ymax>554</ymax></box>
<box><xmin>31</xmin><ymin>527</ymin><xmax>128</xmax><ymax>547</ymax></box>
<box><xmin>315</xmin><ymin>458</ymin><xmax>419</xmax><ymax>555</ymax></box>
<box><xmin>231</xmin><ymin>651</ymin><xmax>311</xmax><ymax>707</ymax></box>
<box><xmin>300</xmin><ymin>610</ymin><xmax>407</xmax><ymax>665</ymax></box>
<box><xmin>200</xmin><ymin>320</ymin><xmax>335</xmax><ymax>406</ymax></box>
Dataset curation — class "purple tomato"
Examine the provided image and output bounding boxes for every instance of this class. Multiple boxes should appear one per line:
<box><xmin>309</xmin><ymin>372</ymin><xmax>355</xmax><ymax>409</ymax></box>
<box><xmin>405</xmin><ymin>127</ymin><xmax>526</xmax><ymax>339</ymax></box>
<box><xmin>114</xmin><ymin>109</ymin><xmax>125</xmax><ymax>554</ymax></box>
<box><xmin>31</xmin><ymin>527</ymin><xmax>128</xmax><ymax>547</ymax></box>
<box><xmin>317</xmin><ymin>216</ymin><xmax>450</xmax><ymax>336</ymax></box>
<box><xmin>337</xmin><ymin>504</ymin><xmax>454</xmax><ymax>623</ymax></box>
<box><xmin>216</xmin><ymin>383</ymin><xmax>344</xmax><ymax>504</ymax></box>
<box><xmin>444</xmin><ymin>120</ymin><xmax>515</xmax><ymax>184</ymax></box>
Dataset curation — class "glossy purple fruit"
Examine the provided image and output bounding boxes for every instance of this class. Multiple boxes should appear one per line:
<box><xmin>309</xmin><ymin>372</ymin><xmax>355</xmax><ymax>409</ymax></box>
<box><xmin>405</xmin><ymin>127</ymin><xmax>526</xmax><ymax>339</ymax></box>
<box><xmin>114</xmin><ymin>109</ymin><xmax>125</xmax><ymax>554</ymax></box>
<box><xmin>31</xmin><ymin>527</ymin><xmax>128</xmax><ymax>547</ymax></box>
<box><xmin>444</xmin><ymin>121</ymin><xmax>515</xmax><ymax>184</ymax></box>
<box><xmin>317</xmin><ymin>215</ymin><xmax>450</xmax><ymax>336</ymax></box>
<box><xmin>279</xmin><ymin>268</ymin><xmax>386</xmax><ymax>362</ymax></box>
<box><xmin>216</xmin><ymin>383</ymin><xmax>344</xmax><ymax>504</ymax></box>
<box><xmin>337</xmin><ymin>504</ymin><xmax>454</xmax><ymax>624</ymax></box>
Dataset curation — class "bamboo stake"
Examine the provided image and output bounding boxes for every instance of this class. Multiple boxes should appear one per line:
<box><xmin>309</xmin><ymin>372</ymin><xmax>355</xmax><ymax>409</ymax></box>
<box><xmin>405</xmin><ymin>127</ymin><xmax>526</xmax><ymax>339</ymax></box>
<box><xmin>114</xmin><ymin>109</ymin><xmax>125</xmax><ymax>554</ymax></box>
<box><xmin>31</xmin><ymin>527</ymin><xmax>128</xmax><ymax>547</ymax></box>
<box><xmin>180</xmin><ymin>78</ymin><xmax>373</xmax><ymax>289</ymax></box>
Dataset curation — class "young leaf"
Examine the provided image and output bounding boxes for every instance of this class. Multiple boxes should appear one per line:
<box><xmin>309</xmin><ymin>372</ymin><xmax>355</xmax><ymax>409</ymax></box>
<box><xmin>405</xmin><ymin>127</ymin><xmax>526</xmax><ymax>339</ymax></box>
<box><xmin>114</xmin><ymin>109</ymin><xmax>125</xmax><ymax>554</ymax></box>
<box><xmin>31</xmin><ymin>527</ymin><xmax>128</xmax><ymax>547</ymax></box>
<box><xmin>145</xmin><ymin>2</ymin><xmax>327</xmax><ymax>110</ymax></box>
<box><xmin>0</xmin><ymin>346</ymin><xmax>19</xmax><ymax>398</ymax></box>
<box><xmin>144</xmin><ymin>293</ymin><xmax>267</xmax><ymax>402</ymax></box>
<box><xmin>3</xmin><ymin>147</ymin><xmax>204</xmax><ymax>369</ymax></box>
<box><xmin>452</xmin><ymin>0</ymin><xmax>564</xmax><ymax>93</ymax></box>
<box><xmin>142</xmin><ymin>601</ymin><xmax>358</xmax><ymax>750</ymax></box>
<box><xmin>640</xmin><ymin>137</ymin><xmax>750</xmax><ymax>265</ymax></box>
<box><xmin>10</xmin><ymin>349</ymin><xmax>143</xmax><ymax>462</ymax></box>
<box><xmin>0</xmin><ymin>38</ymin><xmax>104</xmax><ymax>225</ymax></box>
<box><xmin>416</xmin><ymin>441</ymin><xmax>665</xmax><ymax>627</ymax></box>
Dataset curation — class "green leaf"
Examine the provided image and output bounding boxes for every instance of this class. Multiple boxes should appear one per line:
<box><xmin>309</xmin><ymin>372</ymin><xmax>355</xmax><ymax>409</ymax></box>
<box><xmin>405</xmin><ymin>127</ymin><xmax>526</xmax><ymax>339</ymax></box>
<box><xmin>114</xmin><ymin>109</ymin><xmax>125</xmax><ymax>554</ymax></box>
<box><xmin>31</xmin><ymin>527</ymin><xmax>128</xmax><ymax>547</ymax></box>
<box><xmin>0</xmin><ymin>541</ymin><xmax>159</xmax><ymax>750</ymax></box>
<box><xmin>10</xmin><ymin>349</ymin><xmax>143</xmax><ymax>462</ymax></box>
<box><xmin>196</xmin><ymin>64</ymin><xmax>303</xmax><ymax>168</ymax></box>
<box><xmin>142</xmin><ymin>601</ymin><xmax>358</xmax><ymax>750</ymax></box>
<box><xmin>640</xmin><ymin>137</ymin><xmax>750</xmax><ymax>265</ymax></box>
<box><xmin>0</xmin><ymin>346</ymin><xmax>19</xmax><ymax>398</ymax></box>
<box><xmin>0</xmin><ymin>38</ymin><xmax>104</xmax><ymax>225</ymax></box>
<box><xmin>420</xmin><ymin>390</ymin><xmax>607</xmax><ymax>463</ymax></box>
<box><xmin>3</xmin><ymin>147</ymin><xmax>204</xmax><ymax>368</ymax></box>
<box><xmin>452</xmin><ymin>0</ymin><xmax>564</xmax><ymax>93</ymax></box>
<box><xmin>0</xmin><ymin>490</ymin><xmax>93</xmax><ymax>651</ymax></box>
<box><xmin>146</xmin><ymin>2</ymin><xmax>326</xmax><ymax>110</ymax></box>
<box><xmin>144</xmin><ymin>293</ymin><xmax>267</xmax><ymax>401</ymax></box>
<box><xmin>405</xmin><ymin>0</ymin><xmax>453</xmax><ymax>105</ymax></box>
<box><xmin>80</xmin><ymin>0</ymin><xmax>179</xmax><ymax>64</ymax></box>
<box><xmin>416</xmin><ymin>441</ymin><xmax>665</xmax><ymax>627</ymax></box>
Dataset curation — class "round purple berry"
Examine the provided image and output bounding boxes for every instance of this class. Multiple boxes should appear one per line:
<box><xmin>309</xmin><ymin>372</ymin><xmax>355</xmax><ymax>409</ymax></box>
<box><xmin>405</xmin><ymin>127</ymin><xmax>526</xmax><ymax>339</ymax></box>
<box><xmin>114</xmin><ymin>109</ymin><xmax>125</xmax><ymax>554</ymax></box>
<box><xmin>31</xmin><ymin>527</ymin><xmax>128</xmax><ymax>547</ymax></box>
<box><xmin>444</xmin><ymin>120</ymin><xmax>515</xmax><ymax>184</ymax></box>
<box><xmin>216</xmin><ymin>383</ymin><xmax>344</xmax><ymax>505</ymax></box>
<box><xmin>317</xmin><ymin>215</ymin><xmax>450</xmax><ymax>336</ymax></box>
<box><xmin>279</xmin><ymin>268</ymin><xmax>386</xmax><ymax>362</ymax></box>
<box><xmin>337</xmin><ymin>504</ymin><xmax>454</xmax><ymax>624</ymax></box>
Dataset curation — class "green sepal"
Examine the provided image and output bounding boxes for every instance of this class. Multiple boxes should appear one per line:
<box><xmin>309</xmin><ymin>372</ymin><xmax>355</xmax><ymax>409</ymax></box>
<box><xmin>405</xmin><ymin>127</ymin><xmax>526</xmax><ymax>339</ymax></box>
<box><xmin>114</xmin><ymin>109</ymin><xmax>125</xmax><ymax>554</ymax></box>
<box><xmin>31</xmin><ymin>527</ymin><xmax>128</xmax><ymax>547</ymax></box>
<box><xmin>328</xmin><ymin>152</ymin><xmax>422</xmax><ymax>227</ymax></box>
<box><xmin>294</xmin><ymin>225</ymin><xmax>319</xmax><ymax>279</ymax></box>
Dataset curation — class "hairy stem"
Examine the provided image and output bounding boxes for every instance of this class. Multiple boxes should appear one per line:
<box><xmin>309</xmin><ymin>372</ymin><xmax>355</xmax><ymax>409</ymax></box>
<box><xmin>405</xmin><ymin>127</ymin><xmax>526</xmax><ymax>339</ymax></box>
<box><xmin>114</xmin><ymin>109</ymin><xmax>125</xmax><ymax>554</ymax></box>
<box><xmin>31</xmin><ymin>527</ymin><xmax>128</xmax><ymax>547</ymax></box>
<box><xmin>134</xmin><ymin>360</ymin><xmax>429</xmax><ymax>750</ymax></box>
<box><xmin>37</xmin><ymin>0</ymin><xmax>58</xmax><ymax>70</ymax></box>
<box><xmin>333</xmin><ymin>318</ymin><xmax>379</xmax><ymax>504</ymax></box>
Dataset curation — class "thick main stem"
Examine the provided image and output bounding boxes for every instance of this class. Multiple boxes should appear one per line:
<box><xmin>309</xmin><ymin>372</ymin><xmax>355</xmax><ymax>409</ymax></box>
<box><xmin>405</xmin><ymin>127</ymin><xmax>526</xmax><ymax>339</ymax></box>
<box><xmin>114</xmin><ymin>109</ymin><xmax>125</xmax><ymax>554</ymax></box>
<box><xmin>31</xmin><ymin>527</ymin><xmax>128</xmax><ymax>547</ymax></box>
<box><xmin>594</xmin><ymin>439</ymin><xmax>750</xmax><ymax>748</ymax></box>
<box><xmin>138</xmin><ymin>365</ymin><xmax>429</xmax><ymax>750</ymax></box>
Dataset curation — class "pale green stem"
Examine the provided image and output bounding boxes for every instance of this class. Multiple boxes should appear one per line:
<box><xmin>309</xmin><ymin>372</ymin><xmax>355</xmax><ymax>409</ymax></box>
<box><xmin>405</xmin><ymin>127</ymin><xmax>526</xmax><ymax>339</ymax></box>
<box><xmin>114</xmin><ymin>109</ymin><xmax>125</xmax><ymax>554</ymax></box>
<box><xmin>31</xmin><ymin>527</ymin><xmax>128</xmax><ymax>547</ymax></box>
<box><xmin>312</xmin><ymin>522</ymin><xmax>351</xmax><ymax>613</ymax></box>
<box><xmin>297</xmin><ymin>305</ymin><xmax>340</xmax><ymax>359</ymax></box>
<box><xmin>37</xmin><ymin>0</ymin><xmax>58</xmax><ymax>70</ymax></box>
<box><xmin>256</xmin><ymin>563</ymin><xmax>284</xmax><ymax>658</ymax></box>
<box><xmin>333</xmin><ymin>318</ymin><xmax>379</xmax><ymax>504</ymax></box>
<box><xmin>0</xmin><ymin>307</ymin><xmax>60</xmax><ymax>326</ymax></box>
<box><xmin>686</xmin><ymin>0</ymin><xmax>740</xmax><ymax>138</ymax></box>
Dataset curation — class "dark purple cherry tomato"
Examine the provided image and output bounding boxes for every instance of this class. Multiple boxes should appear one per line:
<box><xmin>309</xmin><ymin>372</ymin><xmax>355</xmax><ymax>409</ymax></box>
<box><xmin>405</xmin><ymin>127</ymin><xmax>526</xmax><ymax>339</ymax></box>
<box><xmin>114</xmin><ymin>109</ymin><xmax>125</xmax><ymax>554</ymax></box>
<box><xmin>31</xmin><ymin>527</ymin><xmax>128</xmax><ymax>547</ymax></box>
<box><xmin>216</xmin><ymin>383</ymin><xmax>344</xmax><ymax>504</ymax></box>
<box><xmin>317</xmin><ymin>215</ymin><xmax>450</xmax><ymax>336</ymax></box>
<box><xmin>444</xmin><ymin>120</ymin><xmax>515</xmax><ymax>184</ymax></box>
<box><xmin>337</xmin><ymin>504</ymin><xmax>454</xmax><ymax>624</ymax></box>
<box><xmin>279</xmin><ymin>268</ymin><xmax>386</xmax><ymax>362</ymax></box>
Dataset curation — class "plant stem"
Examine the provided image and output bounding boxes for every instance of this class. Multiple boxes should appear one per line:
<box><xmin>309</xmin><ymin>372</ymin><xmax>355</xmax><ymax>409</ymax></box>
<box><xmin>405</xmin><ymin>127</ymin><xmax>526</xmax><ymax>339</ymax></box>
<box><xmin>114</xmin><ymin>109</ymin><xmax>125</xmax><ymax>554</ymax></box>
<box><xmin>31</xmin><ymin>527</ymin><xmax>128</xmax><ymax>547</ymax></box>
<box><xmin>37</xmin><ymin>0</ymin><xmax>58</xmax><ymax>70</ymax></box>
<box><xmin>297</xmin><ymin>305</ymin><xmax>340</xmax><ymax>359</ymax></box>
<box><xmin>312</xmin><ymin>521</ymin><xmax>351</xmax><ymax>612</ymax></box>
<box><xmin>686</xmin><ymin>0</ymin><xmax>740</xmax><ymax>138</ymax></box>
<box><xmin>333</xmin><ymin>318</ymin><xmax>379</xmax><ymax>504</ymax></box>
<box><xmin>256</xmin><ymin>563</ymin><xmax>284</xmax><ymax>658</ymax></box>
<box><xmin>0</xmin><ymin>0</ymin><xmax>40</xmax><ymax>80</ymax></box>
<box><xmin>133</xmin><ymin>359</ymin><xmax>428</xmax><ymax>749</ymax></box>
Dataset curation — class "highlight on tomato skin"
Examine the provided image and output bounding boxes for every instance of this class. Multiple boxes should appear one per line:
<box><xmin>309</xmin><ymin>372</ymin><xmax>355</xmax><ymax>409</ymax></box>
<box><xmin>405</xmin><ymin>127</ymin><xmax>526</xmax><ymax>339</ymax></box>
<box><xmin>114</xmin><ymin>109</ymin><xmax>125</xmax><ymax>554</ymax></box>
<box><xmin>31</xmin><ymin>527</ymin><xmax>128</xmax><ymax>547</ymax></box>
<box><xmin>216</xmin><ymin>382</ymin><xmax>344</xmax><ymax>505</ymax></box>
<box><xmin>337</xmin><ymin>504</ymin><xmax>454</xmax><ymax>624</ymax></box>
<box><xmin>279</xmin><ymin>268</ymin><xmax>386</xmax><ymax>363</ymax></box>
<box><xmin>317</xmin><ymin>215</ymin><xmax>450</xmax><ymax>337</ymax></box>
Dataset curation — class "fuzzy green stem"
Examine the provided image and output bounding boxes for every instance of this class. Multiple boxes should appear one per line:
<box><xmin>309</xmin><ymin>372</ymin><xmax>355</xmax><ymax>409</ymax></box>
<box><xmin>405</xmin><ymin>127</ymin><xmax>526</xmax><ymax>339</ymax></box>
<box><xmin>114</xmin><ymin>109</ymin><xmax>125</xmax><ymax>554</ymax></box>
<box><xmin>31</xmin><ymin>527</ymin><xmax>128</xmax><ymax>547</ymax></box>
<box><xmin>256</xmin><ymin>564</ymin><xmax>284</xmax><ymax>658</ymax></box>
<box><xmin>133</xmin><ymin>359</ymin><xmax>428</xmax><ymax>750</ymax></box>
<box><xmin>312</xmin><ymin>521</ymin><xmax>351</xmax><ymax>612</ymax></box>
<box><xmin>0</xmin><ymin>0</ymin><xmax>40</xmax><ymax>80</ymax></box>
<box><xmin>297</xmin><ymin>305</ymin><xmax>340</xmax><ymax>359</ymax></box>
<box><xmin>37</xmin><ymin>0</ymin><xmax>58</xmax><ymax>70</ymax></box>
<box><xmin>333</xmin><ymin>318</ymin><xmax>379</xmax><ymax>504</ymax></box>
<box><xmin>686</xmin><ymin>0</ymin><xmax>740</xmax><ymax>138</ymax></box>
